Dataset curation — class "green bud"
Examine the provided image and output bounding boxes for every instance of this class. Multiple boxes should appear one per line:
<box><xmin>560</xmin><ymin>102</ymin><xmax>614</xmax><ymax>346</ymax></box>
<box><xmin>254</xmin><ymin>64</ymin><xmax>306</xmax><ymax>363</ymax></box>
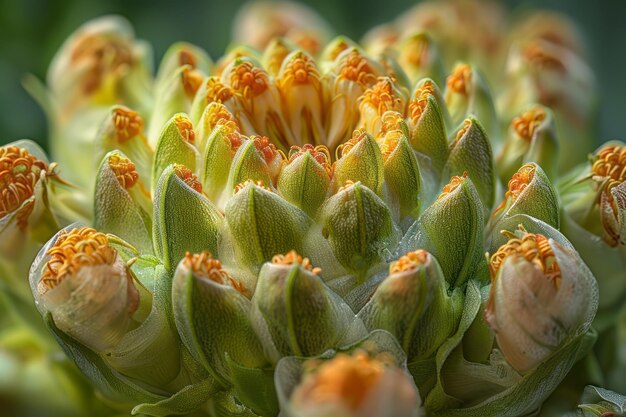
<box><xmin>94</xmin><ymin>151</ymin><xmax>152</xmax><ymax>254</ymax></box>
<box><xmin>445</xmin><ymin>63</ymin><xmax>497</xmax><ymax>144</ymax></box>
<box><xmin>250</xmin><ymin>251</ymin><xmax>366</xmax><ymax>361</ymax></box>
<box><xmin>358</xmin><ymin>250</ymin><xmax>462</xmax><ymax>362</ymax></box>
<box><xmin>406</xmin><ymin>79</ymin><xmax>449</xmax><ymax>175</ymax></box>
<box><xmin>397</xmin><ymin>32</ymin><xmax>445</xmax><ymax>86</ymax></box>
<box><xmin>172</xmin><ymin>252</ymin><xmax>267</xmax><ymax>384</ymax></box>
<box><xmin>576</xmin><ymin>386</ymin><xmax>626</xmax><ymax>416</ymax></box>
<box><xmin>320</xmin><ymin>181</ymin><xmax>397</xmax><ymax>279</ymax></box>
<box><xmin>153</xmin><ymin>165</ymin><xmax>223</xmax><ymax>271</ymax></box>
<box><xmin>444</xmin><ymin>117</ymin><xmax>495</xmax><ymax>210</ymax></box>
<box><xmin>200</xmin><ymin>122</ymin><xmax>243</xmax><ymax>203</ymax></box>
<box><xmin>413</xmin><ymin>174</ymin><xmax>485</xmax><ymax>287</ymax></box>
<box><xmin>224</xmin><ymin>182</ymin><xmax>311</xmax><ymax>271</ymax></box>
<box><xmin>357</xmin><ymin>77</ymin><xmax>408</xmax><ymax>138</ymax></box>
<box><xmin>333</xmin><ymin>130</ymin><xmax>384</xmax><ymax>195</ymax></box>
<box><xmin>497</xmin><ymin>105</ymin><xmax>558</xmax><ymax>183</ymax></box>
<box><xmin>147</xmin><ymin>43</ymin><xmax>211</xmax><ymax>147</ymax></box>
<box><xmin>277</xmin><ymin>145</ymin><xmax>331</xmax><ymax>218</ymax></box>
<box><xmin>226</xmin><ymin>138</ymin><xmax>275</xmax><ymax>196</ymax></box>
<box><xmin>151</xmin><ymin>113</ymin><xmax>199</xmax><ymax>195</ymax></box>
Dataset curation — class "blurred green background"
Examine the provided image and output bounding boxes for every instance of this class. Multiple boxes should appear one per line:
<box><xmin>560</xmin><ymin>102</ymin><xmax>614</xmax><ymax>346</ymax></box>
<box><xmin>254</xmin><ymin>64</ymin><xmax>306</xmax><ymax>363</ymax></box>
<box><xmin>0</xmin><ymin>0</ymin><xmax>623</xmax><ymax>148</ymax></box>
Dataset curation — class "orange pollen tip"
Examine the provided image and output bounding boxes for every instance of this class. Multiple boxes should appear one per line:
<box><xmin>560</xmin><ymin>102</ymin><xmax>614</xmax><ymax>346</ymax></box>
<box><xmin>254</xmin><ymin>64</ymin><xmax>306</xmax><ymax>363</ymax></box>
<box><xmin>338</xmin><ymin>179</ymin><xmax>356</xmax><ymax>193</ymax></box>
<box><xmin>230</xmin><ymin>61</ymin><xmax>269</xmax><ymax>98</ymax></box>
<box><xmin>294</xmin><ymin>350</ymin><xmax>388</xmax><ymax>411</ymax></box>
<box><xmin>493</xmin><ymin>164</ymin><xmax>536</xmax><ymax>215</ymax></box>
<box><xmin>113</xmin><ymin>108</ymin><xmax>143</xmax><ymax>143</ymax></box>
<box><xmin>380</xmin><ymin>111</ymin><xmax>404</xmax><ymax>135</ymax></box>
<box><xmin>234</xmin><ymin>179</ymin><xmax>272</xmax><ymax>194</ymax></box>
<box><xmin>0</xmin><ymin>145</ymin><xmax>48</xmax><ymax>219</ymax></box>
<box><xmin>409</xmin><ymin>81</ymin><xmax>436</xmax><ymax>123</ymax></box>
<box><xmin>271</xmin><ymin>250</ymin><xmax>321</xmax><ymax>275</ymax></box>
<box><xmin>40</xmin><ymin>227</ymin><xmax>116</xmax><ymax>293</ymax></box>
<box><xmin>390</xmin><ymin>250</ymin><xmax>429</xmax><ymax>274</ymax></box>
<box><xmin>174</xmin><ymin>165</ymin><xmax>202</xmax><ymax>193</ymax></box>
<box><xmin>446</xmin><ymin>63</ymin><xmax>472</xmax><ymax>95</ymax></box>
<box><xmin>175</xmin><ymin>116</ymin><xmax>195</xmax><ymax>144</ymax></box>
<box><xmin>489</xmin><ymin>230</ymin><xmax>561</xmax><ymax>285</ymax></box>
<box><xmin>455</xmin><ymin>119</ymin><xmax>472</xmax><ymax>143</ymax></box>
<box><xmin>253</xmin><ymin>136</ymin><xmax>279</xmax><ymax>163</ymax></box>
<box><xmin>337</xmin><ymin>129</ymin><xmax>368</xmax><ymax>158</ymax></box>
<box><xmin>512</xmin><ymin>108</ymin><xmax>547</xmax><ymax>141</ymax></box>
<box><xmin>280</xmin><ymin>53</ymin><xmax>321</xmax><ymax>87</ymax></box>
<box><xmin>108</xmin><ymin>155</ymin><xmax>138</xmax><ymax>189</ymax></box>
<box><xmin>359</xmin><ymin>78</ymin><xmax>402</xmax><ymax>116</ymax></box>
<box><xmin>182</xmin><ymin>67</ymin><xmax>204</xmax><ymax>98</ymax></box>
<box><xmin>592</xmin><ymin>145</ymin><xmax>626</xmax><ymax>186</ymax></box>
<box><xmin>205</xmin><ymin>77</ymin><xmax>234</xmax><ymax>104</ymax></box>
<box><xmin>183</xmin><ymin>251</ymin><xmax>248</xmax><ymax>296</ymax></box>
<box><xmin>288</xmin><ymin>144</ymin><xmax>332</xmax><ymax>177</ymax></box>
<box><xmin>438</xmin><ymin>172</ymin><xmax>468</xmax><ymax>200</ymax></box>
<box><xmin>379</xmin><ymin>133</ymin><xmax>402</xmax><ymax>161</ymax></box>
<box><xmin>339</xmin><ymin>50</ymin><xmax>377</xmax><ymax>88</ymax></box>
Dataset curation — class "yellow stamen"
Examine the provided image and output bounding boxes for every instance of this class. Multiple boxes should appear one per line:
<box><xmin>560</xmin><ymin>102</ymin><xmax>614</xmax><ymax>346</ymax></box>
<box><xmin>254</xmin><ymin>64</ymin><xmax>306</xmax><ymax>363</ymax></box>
<box><xmin>174</xmin><ymin>165</ymin><xmax>202</xmax><ymax>193</ymax></box>
<box><xmin>252</xmin><ymin>136</ymin><xmax>280</xmax><ymax>164</ymax></box>
<box><xmin>336</xmin><ymin>129</ymin><xmax>368</xmax><ymax>159</ymax></box>
<box><xmin>493</xmin><ymin>164</ymin><xmax>536</xmax><ymax>215</ymax></box>
<box><xmin>108</xmin><ymin>155</ymin><xmax>138</xmax><ymax>189</ymax></box>
<box><xmin>338</xmin><ymin>50</ymin><xmax>377</xmax><ymax>88</ymax></box>
<box><xmin>234</xmin><ymin>179</ymin><xmax>272</xmax><ymax>194</ymax></box>
<box><xmin>277</xmin><ymin>51</ymin><xmax>321</xmax><ymax>88</ymax></box>
<box><xmin>288</xmin><ymin>144</ymin><xmax>332</xmax><ymax>177</ymax></box>
<box><xmin>446</xmin><ymin>63</ymin><xmax>472</xmax><ymax>96</ymax></box>
<box><xmin>337</xmin><ymin>179</ymin><xmax>355</xmax><ymax>193</ymax></box>
<box><xmin>183</xmin><ymin>251</ymin><xmax>248</xmax><ymax>296</ymax></box>
<box><xmin>437</xmin><ymin>172</ymin><xmax>468</xmax><ymax>200</ymax></box>
<box><xmin>489</xmin><ymin>229</ymin><xmax>561</xmax><ymax>286</ymax></box>
<box><xmin>0</xmin><ymin>146</ymin><xmax>49</xmax><ymax>222</ymax></box>
<box><xmin>389</xmin><ymin>250</ymin><xmax>429</xmax><ymax>274</ymax></box>
<box><xmin>454</xmin><ymin>119</ymin><xmax>472</xmax><ymax>143</ymax></box>
<box><xmin>229</xmin><ymin>61</ymin><xmax>270</xmax><ymax>98</ymax></box>
<box><xmin>359</xmin><ymin>77</ymin><xmax>403</xmax><ymax>117</ymax></box>
<box><xmin>113</xmin><ymin>108</ymin><xmax>143</xmax><ymax>143</ymax></box>
<box><xmin>409</xmin><ymin>81</ymin><xmax>436</xmax><ymax>124</ymax></box>
<box><xmin>204</xmin><ymin>76</ymin><xmax>235</xmax><ymax>105</ymax></box>
<box><xmin>40</xmin><ymin>227</ymin><xmax>117</xmax><ymax>293</ymax></box>
<box><xmin>592</xmin><ymin>145</ymin><xmax>626</xmax><ymax>188</ymax></box>
<box><xmin>181</xmin><ymin>67</ymin><xmax>204</xmax><ymax>98</ymax></box>
<box><xmin>272</xmin><ymin>250</ymin><xmax>321</xmax><ymax>275</ymax></box>
<box><xmin>512</xmin><ymin>107</ymin><xmax>547</xmax><ymax>141</ymax></box>
<box><xmin>175</xmin><ymin>115</ymin><xmax>195</xmax><ymax>144</ymax></box>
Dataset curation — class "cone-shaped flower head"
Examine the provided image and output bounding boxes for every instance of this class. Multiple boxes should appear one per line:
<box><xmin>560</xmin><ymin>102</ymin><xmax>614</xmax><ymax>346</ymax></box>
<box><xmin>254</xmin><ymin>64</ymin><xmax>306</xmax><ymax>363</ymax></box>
<box><xmin>485</xmin><ymin>228</ymin><xmax>597</xmax><ymax>373</ymax></box>
<box><xmin>592</xmin><ymin>145</ymin><xmax>626</xmax><ymax>247</ymax></box>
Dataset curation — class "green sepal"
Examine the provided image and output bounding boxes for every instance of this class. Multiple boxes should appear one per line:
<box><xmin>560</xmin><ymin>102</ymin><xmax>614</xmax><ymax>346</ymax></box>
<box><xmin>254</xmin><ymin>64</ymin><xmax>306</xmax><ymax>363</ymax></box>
<box><xmin>131</xmin><ymin>377</ymin><xmax>220</xmax><ymax>416</ymax></box>
<box><xmin>277</xmin><ymin>151</ymin><xmax>330</xmax><ymax>218</ymax></box>
<box><xmin>444</xmin><ymin>117</ymin><xmax>495</xmax><ymax>210</ymax></box>
<box><xmin>333</xmin><ymin>132</ymin><xmax>384</xmax><ymax>195</ymax></box>
<box><xmin>319</xmin><ymin>181</ymin><xmax>398</xmax><ymax>280</ymax></box>
<box><xmin>94</xmin><ymin>150</ymin><xmax>152</xmax><ymax>254</ymax></box>
<box><xmin>576</xmin><ymin>386</ymin><xmax>626</xmax><ymax>416</ymax></box>
<box><xmin>172</xmin><ymin>262</ymin><xmax>267</xmax><ymax>385</ymax></box>
<box><xmin>151</xmin><ymin>113</ymin><xmax>199</xmax><ymax>195</ymax></box>
<box><xmin>407</xmin><ymin>176</ymin><xmax>485</xmax><ymax>287</ymax></box>
<box><xmin>153</xmin><ymin>165</ymin><xmax>223</xmax><ymax>271</ymax></box>
<box><xmin>408</xmin><ymin>80</ymin><xmax>449</xmax><ymax>175</ymax></box>
<box><xmin>206</xmin><ymin>391</ymin><xmax>261</xmax><ymax>417</ymax></box>
<box><xmin>201</xmin><ymin>124</ymin><xmax>237</xmax><ymax>203</ymax></box>
<box><xmin>227</xmin><ymin>139</ymin><xmax>273</xmax><ymax>192</ymax></box>
<box><xmin>224</xmin><ymin>183</ymin><xmax>311</xmax><ymax>271</ymax></box>
<box><xmin>225</xmin><ymin>355</ymin><xmax>279</xmax><ymax>417</ymax></box>
<box><xmin>383</xmin><ymin>135</ymin><xmax>422</xmax><ymax>221</ymax></box>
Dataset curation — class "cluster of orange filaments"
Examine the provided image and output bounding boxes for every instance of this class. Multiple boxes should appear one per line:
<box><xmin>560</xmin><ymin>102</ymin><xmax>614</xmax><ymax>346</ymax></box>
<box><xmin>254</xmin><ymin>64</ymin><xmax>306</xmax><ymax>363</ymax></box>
<box><xmin>512</xmin><ymin>107</ymin><xmax>547</xmax><ymax>141</ymax></box>
<box><xmin>455</xmin><ymin>118</ymin><xmax>472</xmax><ymax>143</ymax></box>
<box><xmin>409</xmin><ymin>81</ymin><xmax>436</xmax><ymax>124</ymax></box>
<box><xmin>338</xmin><ymin>50</ymin><xmax>377</xmax><ymax>87</ymax></box>
<box><xmin>288</xmin><ymin>144</ymin><xmax>333</xmax><ymax>176</ymax></box>
<box><xmin>446</xmin><ymin>63</ymin><xmax>472</xmax><ymax>95</ymax></box>
<box><xmin>174</xmin><ymin>165</ymin><xmax>202</xmax><ymax>193</ymax></box>
<box><xmin>229</xmin><ymin>60</ymin><xmax>270</xmax><ymax>98</ymax></box>
<box><xmin>493</xmin><ymin>164</ymin><xmax>536</xmax><ymax>214</ymax></box>
<box><xmin>0</xmin><ymin>146</ymin><xmax>49</xmax><ymax>220</ymax></box>
<box><xmin>183</xmin><ymin>251</ymin><xmax>248</xmax><ymax>295</ymax></box>
<box><xmin>338</xmin><ymin>179</ymin><xmax>356</xmax><ymax>193</ymax></box>
<box><xmin>204</xmin><ymin>77</ymin><xmax>234</xmax><ymax>105</ymax></box>
<box><xmin>252</xmin><ymin>136</ymin><xmax>279</xmax><ymax>163</ymax></box>
<box><xmin>294</xmin><ymin>350</ymin><xmax>389</xmax><ymax>411</ymax></box>
<box><xmin>592</xmin><ymin>145</ymin><xmax>626</xmax><ymax>190</ymax></box>
<box><xmin>39</xmin><ymin>227</ymin><xmax>116</xmax><ymax>293</ymax></box>
<box><xmin>337</xmin><ymin>129</ymin><xmax>368</xmax><ymax>158</ymax></box>
<box><xmin>278</xmin><ymin>52</ymin><xmax>321</xmax><ymax>87</ymax></box>
<box><xmin>359</xmin><ymin>78</ymin><xmax>403</xmax><ymax>116</ymax></box>
<box><xmin>202</xmin><ymin>104</ymin><xmax>243</xmax><ymax>151</ymax></box>
<box><xmin>108</xmin><ymin>154</ymin><xmax>138</xmax><ymax>189</ymax></box>
<box><xmin>69</xmin><ymin>34</ymin><xmax>134</xmax><ymax>95</ymax></box>
<box><xmin>175</xmin><ymin>115</ymin><xmax>195</xmax><ymax>143</ymax></box>
<box><xmin>234</xmin><ymin>179</ymin><xmax>272</xmax><ymax>194</ymax></box>
<box><xmin>489</xmin><ymin>230</ymin><xmax>561</xmax><ymax>286</ymax></box>
<box><xmin>179</xmin><ymin>49</ymin><xmax>204</xmax><ymax>97</ymax></box>
<box><xmin>113</xmin><ymin>108</ymin><xmax>143</xmax><ymax>142</ymax></box>
<box><xmin>271</xmin><ymin>250</ymin><xmax>321</xmax><ymax>275</ymax></box>
<box><xmin>389</xmin><ymin>250</ymin><xmax>429</xmax><ymax>274</ymax></box>
<box><xmin>379</xmin><ymin>131</ymin><xmax>402</xmax><ymax>161</ymax></box>
<box><xmin>437</xmin><ymin>172</ymin><xmax>468</xmax><ymax>200</ymax></box>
